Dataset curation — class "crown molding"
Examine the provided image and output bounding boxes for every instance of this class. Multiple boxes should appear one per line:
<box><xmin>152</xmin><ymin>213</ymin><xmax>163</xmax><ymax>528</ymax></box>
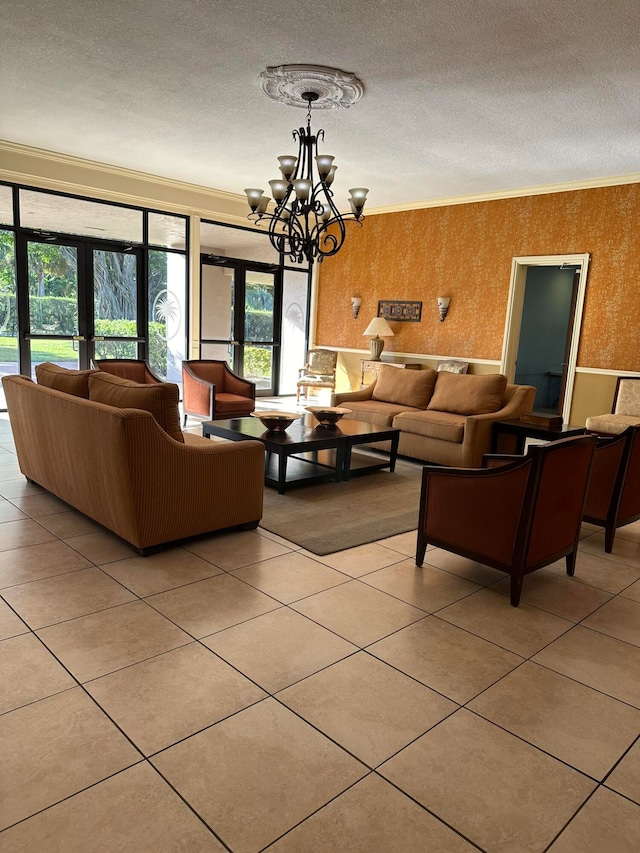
<box><xmin>0</xmin><ymin>140</ymin><xmax>244</xmax><ymax>202</ymax></box>
<box><xmin>0</xmin><ymin>139</ymin><xmax>250</xmax><ymax>225</ymax></box>
<box><xmin>366</xmin><ymin>172</ymin><xmax>640</xmax><ymax>216</ymax></box>
<box><xmin>3</xmin><ymin>139</ymin><xmax>638</xmax><ymax>222</ymax></box>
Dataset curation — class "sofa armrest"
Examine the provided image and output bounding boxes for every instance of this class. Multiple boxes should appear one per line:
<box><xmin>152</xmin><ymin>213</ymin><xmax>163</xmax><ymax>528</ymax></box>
<box><xmin>123</xmin><ymin>422</ymin><xmax>265</xmax><ymax>548</ymax></box>
<box><xmin>331</xmin><ymin>383</ymin><xmax>375</xmax><ymax>406</ymax></box>
<box><xmin>460</xmin><ymin>385</ymin><xmax>536</xmax><ymax>467</ymax></box>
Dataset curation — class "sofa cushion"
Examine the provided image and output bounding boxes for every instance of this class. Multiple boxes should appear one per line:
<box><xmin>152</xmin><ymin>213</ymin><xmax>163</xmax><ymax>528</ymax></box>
<box><xmin>428</xmin><ymin>372</ymin><xmax>507</xmax><ymax>416</ymax></box>
<box><xmin>394</xmin><ymin>410</ymin><xmax>466</xmax><ymax>443</ymax></box>
<box><xmin>35</xmin><ymin>363</ymin><xmax>97</xmax><ymax>398</ymax></box>
<box><xmin>372</xmin><ymin>365</ymin><xmax>436</xmax><ymax>408</ymax></box>
<box><xmin>344</xmin><ymin>400</ymin><xmax>423</xmax><ymax>427</ymax></box>
<box><xmin>88</xmin><ymin>372</ymin><xmax>184</xmax><ymax>443</ymax></box>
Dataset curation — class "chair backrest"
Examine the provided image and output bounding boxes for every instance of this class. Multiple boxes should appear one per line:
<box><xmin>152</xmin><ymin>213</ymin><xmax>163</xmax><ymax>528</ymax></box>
<box><xmin>93</xmin><ymin>359</ymin><xmax>158</xmax><ymax>384</ymax></box>
<box><xmin>614</xmin><ymin>377</ymin><xmax>640</xmax><ymax>416</ymax></box>
<box><xmin>617</xmin><ymin>426</ymin><xmax>640</xmax><ymax>521</ymax></box>
<box><xmin>306</xmin><ymin>349</ymin><xmax>337</xmax><ymax>375</ymax></box>
<box><xmin>524</xmin><ymin>435</ymin><xmax>597</xmax><ymax>567</ymax></box>
<box><xmin>183</xmin><ymin>360</ymin><xmax>228</xmax><ymax>389</ymax></box>
<box><xmin>583</xmin><ymin>431</ymin><xmax>629</xmax><ymax>521</ymax></box>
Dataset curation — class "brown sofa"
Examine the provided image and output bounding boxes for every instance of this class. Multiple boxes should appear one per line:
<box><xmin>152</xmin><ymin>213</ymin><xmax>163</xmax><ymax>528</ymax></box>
<box><xmin>2</xmin><ymin>368</ymin><xmax>265</xmax><ymax>554</ymax></box>
<box><xmin>332</xmin><ymin>366</ymin><xmax>536</xmax><ymax>467</ymax></box>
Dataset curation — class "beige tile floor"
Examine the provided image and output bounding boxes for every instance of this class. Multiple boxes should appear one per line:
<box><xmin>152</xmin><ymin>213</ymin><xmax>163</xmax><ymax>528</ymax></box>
<box><xmin>2</xmin><ymin>412</ymin><xmax>640</xmax><ymax>851</ymax></box>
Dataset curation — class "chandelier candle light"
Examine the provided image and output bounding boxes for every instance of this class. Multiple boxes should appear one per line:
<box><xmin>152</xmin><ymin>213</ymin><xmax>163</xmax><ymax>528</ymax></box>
<box><xmin>244</xmin><ymin>66</ymin><xmax>368</xmax><ymax>265</ymax></box>
<box><xmin>363</xmin><ymin>317</ymin><xmax>395</xmax><ymax>360</ymax></box>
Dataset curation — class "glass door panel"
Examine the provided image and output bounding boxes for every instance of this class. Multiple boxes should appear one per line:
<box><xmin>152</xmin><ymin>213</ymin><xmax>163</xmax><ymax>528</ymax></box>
<box><xmin>92</xmin><ymin>249</ymin><xmax>140</xmax><ymax>361</ymax></box>
<box><xmin>243</xmin><ymin>270</ymin><xmax>276</xmax><ymax>392</ymax></box>
<box><xmin>148</xmin><ymin>251</ymin><xmax>186</xmax><ymax>383</ymax></box>
<box><xmin>26</xmin><ymin>239</ymin><xmax>81</xmax><ymax>374</ymax></box>
<box><xmin>201</xmin><ymin>262</ymin><xmax>236</xmax><ymax>367</ymax></box>
<box><xmin>280</xmin><ymin>269</ymin><xmax>309</xmax><ymax>395</ymax></box>
<box><xmin>0</xmin><ymin>230</ymin><xmax>18</xmax><ymax>409</ymax></box>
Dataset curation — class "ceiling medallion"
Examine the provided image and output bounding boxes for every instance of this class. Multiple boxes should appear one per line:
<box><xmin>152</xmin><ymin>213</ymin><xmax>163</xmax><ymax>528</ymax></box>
<box><xmin>258</xmin><ymin>64</ymin><xmax>364</xmax><ymax>110</ymax></box>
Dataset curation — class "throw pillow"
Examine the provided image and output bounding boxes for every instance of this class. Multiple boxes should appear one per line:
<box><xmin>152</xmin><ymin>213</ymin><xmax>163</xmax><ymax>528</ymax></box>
<box><xmin>437</xmin><ymin>360</ymin><xmax>469</xmax><ymax>374</ymax></box>
<box><xmin>88</xmin><ymin>372</ymin><xmax>184</xmax><ymax>443</ymax></box>
<box><xmin>428</xmin><ymin>372</ymin><xmax>507</xmax><ymax>416</ymax></box>
<box><xmin>35</xmin><ymin>363</ymin><xmax>97</xmax><ymax>398</ymax></box>
<box><xmin>372</xmin><ymin>365</ymin><xmax>437</xmax><ymax>408</ymax></box>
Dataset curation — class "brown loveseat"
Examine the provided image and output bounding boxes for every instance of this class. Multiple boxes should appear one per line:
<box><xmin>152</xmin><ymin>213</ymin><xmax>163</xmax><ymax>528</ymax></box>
<box><xmin>2</xmin><ymin>365</ymin><xmax>265</xmax><ymax>553</ymax></box>
<box><xmin>332</xmin><ymin>365</ymin><xmax>536</xmax><ymax>467</ymax></box>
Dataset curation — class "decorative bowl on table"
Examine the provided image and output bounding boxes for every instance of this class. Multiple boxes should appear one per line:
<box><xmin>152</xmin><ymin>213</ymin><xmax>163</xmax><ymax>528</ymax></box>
<box><xmin>251</xmin><ymin>411</ymin><xmax>301</xmax><ymax>432</ymax></box>
<box><xmin>306</xmin><ymin>406</ymin><xmax>352</xmax><ymax>427</ymax></box>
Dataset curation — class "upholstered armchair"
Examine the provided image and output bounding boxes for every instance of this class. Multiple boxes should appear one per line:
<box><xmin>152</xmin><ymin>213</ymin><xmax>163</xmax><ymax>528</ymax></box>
<box><xmin>416</xmin><ymin>435</ymin><xmax>597</xmax><ymax>606</ymax></box>
<box><xmin>297</xmin><ymin>349</ymin><xmax>338</xmax><ymax>401</ymax></box>
<box><xmin>586</xmin><ymin>376</ymin><xmax>640</xmax><ymax>434</ymax></box>
<box><xmin>182</xmin><ymin>360</ymin><xmax>256</xmax><ymax>425</ymax></box>
<box><xmin>583</xmin><ymin>425</ymin><xmax>640</xmax><ymax>552</ymax></box>
<box><xmin>93</xmin><ymin>359</ymin><xmax>162</xmax><ymax>384</ymax></box>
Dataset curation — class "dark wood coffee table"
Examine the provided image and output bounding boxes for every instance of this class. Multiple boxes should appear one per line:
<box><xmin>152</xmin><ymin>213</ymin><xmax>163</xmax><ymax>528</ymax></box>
<box><xmin>203</xmin><ymin>414</ymin><xmax>399</xmax><ymax>494</ymax></box>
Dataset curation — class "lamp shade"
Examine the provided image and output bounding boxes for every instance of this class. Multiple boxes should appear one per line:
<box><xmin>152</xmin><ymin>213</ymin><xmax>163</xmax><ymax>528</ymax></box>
<box><xmin>363</xmin><ymin>317</ymin><xmax>395</xmax><ymax>338</ymax></box>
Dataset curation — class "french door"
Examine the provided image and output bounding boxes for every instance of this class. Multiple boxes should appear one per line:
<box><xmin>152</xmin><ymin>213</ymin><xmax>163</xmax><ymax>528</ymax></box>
<box><xmin>200</xmin><ymin>256</ymin><xmax>282</xmax><ymax>396</ymax></box>
<box><xmin>19</xmin><ymin>235</ymin><xmax>145</xmax><ymax>374</ymax></box>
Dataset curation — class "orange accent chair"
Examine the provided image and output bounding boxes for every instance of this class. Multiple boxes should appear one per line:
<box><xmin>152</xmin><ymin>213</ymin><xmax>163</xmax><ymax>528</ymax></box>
<box><xmin>93</xmin><ymin>359</ymin><xmax>162</xmax><ymax>384</ymax></box>
<box><xmin>182</xmin><ymin>360</ymin><xmax>256</xmax><ymax>425</ymax></box>
<box><xmin>583</xmin><ymin>425</ymin><xmax>640</xmax><ymax>552</ymax></box>
<box><xmin>416</xmin><ymin>435</ymin><xmax>597</xmax><ymax>606</ymax></box>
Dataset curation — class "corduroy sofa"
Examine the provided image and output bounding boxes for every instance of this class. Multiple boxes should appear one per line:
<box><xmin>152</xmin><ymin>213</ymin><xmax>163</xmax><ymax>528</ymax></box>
<box><xmin>332</xmin><ymin>365</ymin><xmax>536</xmax><ymax>467</ymax></box>
<box><xmin>2</xmin><ymin>365</ymin><xmax>265</xmax><ymax>554</ymax></box>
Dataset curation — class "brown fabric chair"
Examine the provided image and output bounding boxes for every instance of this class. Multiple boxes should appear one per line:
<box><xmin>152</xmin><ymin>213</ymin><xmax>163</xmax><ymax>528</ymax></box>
<box><xmin>416</xmin><ymin>435</ymin><xmax>597</xmax><ymax>606</ymax></box>
<box><xmin>583</xmin><ymin>425</ymin><xmax>640</xmax><ymax>552</ymax></box>
<box><xmin>93</xmin><ymin>359</ymin><xmax>162</xmax><ymax>384</ymax></box>
<box><xmin>182</xmin><ymin>360</ymin><xmax>255</xmax><ymax>425</ymax></box>
<box><xmin>297</xmin><ymin>349</ymin><xmax>338</xmax><ymax>401</ymax></box>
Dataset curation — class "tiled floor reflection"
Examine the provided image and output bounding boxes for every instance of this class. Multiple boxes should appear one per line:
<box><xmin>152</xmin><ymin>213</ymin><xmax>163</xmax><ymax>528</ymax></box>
<box><xmin>1</xmin><ymin>413</ymin><xmax>640</xmax><ymax>851</ymax></box>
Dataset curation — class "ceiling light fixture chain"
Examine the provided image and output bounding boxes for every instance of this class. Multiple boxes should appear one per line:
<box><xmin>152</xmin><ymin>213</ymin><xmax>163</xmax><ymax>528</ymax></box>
<box><xmin>244</xmin><ymin>65</ymin><xmax>368</xmax><ymax>266</ymax></box>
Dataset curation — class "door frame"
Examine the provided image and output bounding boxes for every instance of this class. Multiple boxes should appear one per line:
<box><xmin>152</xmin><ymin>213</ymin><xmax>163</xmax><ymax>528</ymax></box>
<box><xmin>500</xmin><ymin>253</ymin><xmax>590</xmax><ymax>421</ymax></box>
<box><xmin>199</xmin><ymin>254</ymin><xmax>283</xmax><ymax>396</ymax></box>
<box><xmin>18</xmin><ymin>233</ymin><xmax>146</xmax><ymax>372</ymax></box>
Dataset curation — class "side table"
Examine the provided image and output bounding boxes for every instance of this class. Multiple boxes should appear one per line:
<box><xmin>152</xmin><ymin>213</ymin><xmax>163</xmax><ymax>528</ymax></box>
<box><xmin>360</xmin><ymin>359</ymin><xmax>422</xmax><ymax>388</ymax></box>
<box><xmin>492</xmin><ymin>419</ymin><xmax>587</xmax><ymax>454</ymax></box>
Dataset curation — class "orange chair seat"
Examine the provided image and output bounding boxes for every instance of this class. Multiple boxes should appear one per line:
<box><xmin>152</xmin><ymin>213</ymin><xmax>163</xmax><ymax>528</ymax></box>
<box><xmin>214</xmin><ymin>393</ymin><xmax>254</xmax><ymax>415</ymax></box>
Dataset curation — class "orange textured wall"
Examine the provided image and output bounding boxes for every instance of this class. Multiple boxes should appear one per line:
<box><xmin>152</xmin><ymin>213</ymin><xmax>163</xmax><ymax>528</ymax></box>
<box><xmin>316</xmin><ymin>183</ymin><xmax>640</xmax><ymax>370</ymax></box>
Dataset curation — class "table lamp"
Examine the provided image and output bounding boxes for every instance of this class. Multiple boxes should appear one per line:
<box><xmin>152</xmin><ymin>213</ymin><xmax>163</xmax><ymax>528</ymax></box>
<box><xmin>363</xmin><ymin>317</ymin><xmax>395</xmax><ymax>360</ymax></box>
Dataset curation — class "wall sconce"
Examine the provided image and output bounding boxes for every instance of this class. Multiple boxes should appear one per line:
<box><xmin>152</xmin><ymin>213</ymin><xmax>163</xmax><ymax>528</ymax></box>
<box><xmin>437</xmin><ymin>296</ymin><xmax>451</xmax><ymax>322</ymax></box>
<box><xmin>350</xmin><ymin>296</ymin><xmax>362</xmax><ymax>318</ymax></box>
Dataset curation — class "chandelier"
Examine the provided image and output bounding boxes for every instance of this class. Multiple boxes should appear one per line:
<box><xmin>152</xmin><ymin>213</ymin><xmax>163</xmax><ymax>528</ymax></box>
<box><xmin>244</xmin><ymin>65</ymin><xmax>368</xmax><ymax>266</ymax></box>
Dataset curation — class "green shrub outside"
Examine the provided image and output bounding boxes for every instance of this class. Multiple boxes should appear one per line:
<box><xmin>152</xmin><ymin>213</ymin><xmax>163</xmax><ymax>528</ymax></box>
<box><xmin>94</xmin><ymin>319</ymin><xmax>167</xmax><ymax>376</ymax></box>
<box><xmin>244</xmin><ymin>346</ymin><xmax>271</xmax><ymax>381</ymax></box>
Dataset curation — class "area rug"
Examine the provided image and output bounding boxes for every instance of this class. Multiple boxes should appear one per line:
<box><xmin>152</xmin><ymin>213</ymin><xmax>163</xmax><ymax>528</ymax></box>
<box><xmin>259</xmin><ymin>457</ymin><xmax>422</xmax><ymax>555</ymax></box>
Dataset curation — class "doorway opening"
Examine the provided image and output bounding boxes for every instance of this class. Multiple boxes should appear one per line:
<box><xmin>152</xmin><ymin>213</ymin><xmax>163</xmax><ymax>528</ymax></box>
<box><xmin>500</xmin><ymin>253</ymin><xmax>590</xmax><ymax>422</ymax></box>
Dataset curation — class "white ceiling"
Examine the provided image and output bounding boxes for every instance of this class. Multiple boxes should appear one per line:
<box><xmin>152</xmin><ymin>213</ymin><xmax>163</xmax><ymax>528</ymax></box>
<box><xmin>3</xmin><ymin>0</ymin><xmax>639</xmax><ymax>211</ymax></box>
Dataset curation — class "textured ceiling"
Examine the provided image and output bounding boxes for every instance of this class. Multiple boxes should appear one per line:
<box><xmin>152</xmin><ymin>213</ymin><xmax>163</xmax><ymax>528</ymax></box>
<box><xmin>2</xmin><ymin>0</ymin><xmax>639</xmax><ymax>210</ymax></box>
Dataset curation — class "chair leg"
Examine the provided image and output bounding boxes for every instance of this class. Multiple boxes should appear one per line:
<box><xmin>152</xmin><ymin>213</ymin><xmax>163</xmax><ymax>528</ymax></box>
<box><xmin>604</xmin><ymin>524</ymin><xmax>616</xmax><ymax>553</ymax></box>
<box><xmin>416</xmin><ymin>532</ymin><xmax>427</xmax><ymax>567</ymax></box>
<box><xmin>565</xmin><ymin>551</ymin><xmax>576</xmax><ymax>576</ymax></box>
<box><xmin>510</xmin><ymin>574</ymin><xmax>523</xmax><ymax>607</ymax></box>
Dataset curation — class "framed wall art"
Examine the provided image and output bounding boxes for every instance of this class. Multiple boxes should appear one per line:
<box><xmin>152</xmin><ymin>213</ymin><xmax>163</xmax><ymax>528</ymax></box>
<box><xmin>377</xmin><ymin>300</ymin><xmax>422</xmax><ymax>322</ymax></box>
